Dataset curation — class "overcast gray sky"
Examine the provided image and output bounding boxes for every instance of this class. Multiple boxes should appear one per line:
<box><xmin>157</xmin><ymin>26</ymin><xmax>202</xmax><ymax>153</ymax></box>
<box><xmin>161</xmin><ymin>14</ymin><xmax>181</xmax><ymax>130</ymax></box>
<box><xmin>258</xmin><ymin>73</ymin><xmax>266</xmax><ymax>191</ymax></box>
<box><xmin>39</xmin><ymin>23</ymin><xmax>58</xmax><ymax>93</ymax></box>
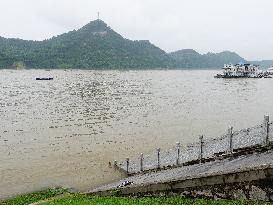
<box><xmin>0</xmin><ymin>0</ymin><xmax>272</xmax><ymax>60</ymax></box>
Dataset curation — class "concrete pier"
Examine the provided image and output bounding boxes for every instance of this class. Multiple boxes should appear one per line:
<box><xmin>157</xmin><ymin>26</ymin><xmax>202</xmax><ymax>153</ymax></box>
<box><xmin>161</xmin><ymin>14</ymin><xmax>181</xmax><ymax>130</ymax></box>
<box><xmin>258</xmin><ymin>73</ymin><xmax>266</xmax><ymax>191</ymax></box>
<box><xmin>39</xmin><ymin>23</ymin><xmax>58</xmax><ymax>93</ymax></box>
<box><xmin>89</xmin><ymin>145</ymin><xmax>273</xmax><ymax>201</ymax></box>
<box><xmin>89</xmin><ymin>116</ymin><xmax>273</xmax><ymax>201</ymax></box>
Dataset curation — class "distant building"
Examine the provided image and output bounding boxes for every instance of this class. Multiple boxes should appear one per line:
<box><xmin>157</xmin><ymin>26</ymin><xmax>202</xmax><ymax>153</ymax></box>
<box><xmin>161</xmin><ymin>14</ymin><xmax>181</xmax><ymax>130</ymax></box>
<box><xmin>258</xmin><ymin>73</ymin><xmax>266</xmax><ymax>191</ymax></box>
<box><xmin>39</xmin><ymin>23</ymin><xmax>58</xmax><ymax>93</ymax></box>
<box><xmin>91</xmin><ymin>31</ymin><xmax>108</xmax><ymax>36</ymax></box>
<box><xmin>11</xmin><ymin>61</ymin><xmax>26</xmax><ymax>70</ymax></box>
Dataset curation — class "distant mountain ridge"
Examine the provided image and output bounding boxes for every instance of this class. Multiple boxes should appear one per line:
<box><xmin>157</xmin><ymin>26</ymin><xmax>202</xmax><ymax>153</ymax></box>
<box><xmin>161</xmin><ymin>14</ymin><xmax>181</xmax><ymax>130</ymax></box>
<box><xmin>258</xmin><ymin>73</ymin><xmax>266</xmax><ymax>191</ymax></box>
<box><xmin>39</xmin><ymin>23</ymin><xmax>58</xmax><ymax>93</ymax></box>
<box><xmin>0</xmin><ymin>20</ymin><xmax>271</xmax><ymax>69</ymax></box>
<box><xmin>169</xmin><ymin>49</ymin><xmax>246</xmax><ymax>68</ymax></box>
<box><xmin>0</xmin><ymin>20</ymin><xmax>172</xmax><ymax>69</ymax></box>
<box><xmin>248</xmin><ymin>60</ymin><xmax>273</xmax><ymax>69</ymax></box>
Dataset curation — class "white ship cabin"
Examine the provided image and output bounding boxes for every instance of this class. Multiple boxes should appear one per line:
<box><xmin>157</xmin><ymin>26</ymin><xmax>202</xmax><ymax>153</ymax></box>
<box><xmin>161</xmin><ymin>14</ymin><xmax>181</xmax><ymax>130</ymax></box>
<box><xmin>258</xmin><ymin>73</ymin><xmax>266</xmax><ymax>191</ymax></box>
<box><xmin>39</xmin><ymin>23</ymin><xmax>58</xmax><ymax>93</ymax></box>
<box><xmin>223</xmin><ymin>63</ymin><xmax>260</xmax><ymax>77</ymax></box>
<box><xmin>267</xmin><ymin>67</ymin><xmax>273</xmax><ymax>74</ymax></box>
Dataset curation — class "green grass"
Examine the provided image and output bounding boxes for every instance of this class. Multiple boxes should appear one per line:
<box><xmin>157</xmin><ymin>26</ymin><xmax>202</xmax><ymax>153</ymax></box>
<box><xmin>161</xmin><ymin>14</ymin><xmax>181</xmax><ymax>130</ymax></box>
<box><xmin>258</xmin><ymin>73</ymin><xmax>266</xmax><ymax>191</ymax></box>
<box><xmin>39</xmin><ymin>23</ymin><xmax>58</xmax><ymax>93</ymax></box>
<box><xmin>1</xmin><ymin>189</ymin><xmax>273</xmax><ymax>205</ymax></box>
<box><xmin>40</xmin><ymin>195</ymin><xmax>273</xmax><ymax>205</ymax></box>
<box><xmin>0</xmin><ymin>188</ymin><xmax>67</xmax><ymax>205</ymax></box>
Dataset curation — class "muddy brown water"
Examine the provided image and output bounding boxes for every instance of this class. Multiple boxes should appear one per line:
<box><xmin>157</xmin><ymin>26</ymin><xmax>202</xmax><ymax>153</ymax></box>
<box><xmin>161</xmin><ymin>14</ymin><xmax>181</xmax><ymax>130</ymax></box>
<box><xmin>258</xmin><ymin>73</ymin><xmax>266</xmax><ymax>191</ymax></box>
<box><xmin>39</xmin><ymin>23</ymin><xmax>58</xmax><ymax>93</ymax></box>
<box><xmin>0</xmin><ymin>69</ymin><xmax>273</xmax><ymax>199</ymax></box>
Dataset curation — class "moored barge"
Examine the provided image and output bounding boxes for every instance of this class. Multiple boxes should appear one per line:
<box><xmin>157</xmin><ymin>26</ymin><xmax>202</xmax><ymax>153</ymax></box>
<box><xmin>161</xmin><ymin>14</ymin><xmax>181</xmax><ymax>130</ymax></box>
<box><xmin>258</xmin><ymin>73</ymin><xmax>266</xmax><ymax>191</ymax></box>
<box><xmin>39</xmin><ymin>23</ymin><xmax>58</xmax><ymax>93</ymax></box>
<box><xmin>215</xmin><ymin>63</ymin><xmax>264</xmax><ymax>78</ymax></box>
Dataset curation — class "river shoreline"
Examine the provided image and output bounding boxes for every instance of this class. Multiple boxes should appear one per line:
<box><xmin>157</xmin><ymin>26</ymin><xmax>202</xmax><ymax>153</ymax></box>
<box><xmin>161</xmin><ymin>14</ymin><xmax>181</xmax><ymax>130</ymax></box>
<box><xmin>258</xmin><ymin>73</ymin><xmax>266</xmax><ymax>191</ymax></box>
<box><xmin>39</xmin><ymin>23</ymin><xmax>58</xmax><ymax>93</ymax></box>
<box><xmin>1</xmin><ymin>69</ymin><xmax>273</xmax><ymax>199</ymax></box>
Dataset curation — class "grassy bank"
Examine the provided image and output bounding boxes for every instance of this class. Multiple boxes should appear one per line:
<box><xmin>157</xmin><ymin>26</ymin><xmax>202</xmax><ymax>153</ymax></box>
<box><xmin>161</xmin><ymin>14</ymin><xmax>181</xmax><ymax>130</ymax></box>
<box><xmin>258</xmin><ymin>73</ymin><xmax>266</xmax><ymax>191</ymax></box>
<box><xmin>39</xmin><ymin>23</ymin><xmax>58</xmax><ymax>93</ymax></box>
<box><xmin>1</xmin><ymin>188</ymin><xmax>273</xmax><ymax>205</ymax></box>
<box><xmin>39</xmin><ymin>195</ymin><xmax>272</xmax><ymax>205</ymax></box>
<box><xmin>0</xmin><ymin>188</ymin><xmax>67</xmax><ymax>205</ymax></box>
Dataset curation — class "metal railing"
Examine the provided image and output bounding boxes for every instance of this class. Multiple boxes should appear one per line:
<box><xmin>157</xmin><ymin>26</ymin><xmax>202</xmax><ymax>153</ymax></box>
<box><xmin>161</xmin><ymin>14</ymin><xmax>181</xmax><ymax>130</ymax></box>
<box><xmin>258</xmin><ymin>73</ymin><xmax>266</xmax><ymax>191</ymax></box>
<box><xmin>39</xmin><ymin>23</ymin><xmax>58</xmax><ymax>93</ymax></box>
<box><xmin>115</xmin><ymin>115</ymin><xmax>272</xmax><ymax>175</ymax></box>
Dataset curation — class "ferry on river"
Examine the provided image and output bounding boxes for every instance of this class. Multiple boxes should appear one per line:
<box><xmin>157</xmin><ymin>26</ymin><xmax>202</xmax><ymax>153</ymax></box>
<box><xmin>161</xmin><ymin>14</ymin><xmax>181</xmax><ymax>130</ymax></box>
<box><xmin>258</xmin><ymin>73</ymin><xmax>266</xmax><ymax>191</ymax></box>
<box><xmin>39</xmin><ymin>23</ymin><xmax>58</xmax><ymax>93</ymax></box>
<box><xmin>215</xmin><ymin>63</ymin><xmax>264</xmax><ymax>78</ymax></box>
<box><xmin>267</xmin><ymin>67</ymin><xmax>273</xmax><ymax>75</ymax></box>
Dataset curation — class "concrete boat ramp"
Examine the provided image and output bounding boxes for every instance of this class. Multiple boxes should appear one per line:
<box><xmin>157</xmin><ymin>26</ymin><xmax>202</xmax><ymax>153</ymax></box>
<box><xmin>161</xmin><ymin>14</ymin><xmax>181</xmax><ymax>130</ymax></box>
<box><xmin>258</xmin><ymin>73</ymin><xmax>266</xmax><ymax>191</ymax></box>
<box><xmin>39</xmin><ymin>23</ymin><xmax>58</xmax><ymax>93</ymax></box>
<box><xmin>88</xmin><ymin>116</ymin><xmax>273</xmax><ymax>201</ymax></box>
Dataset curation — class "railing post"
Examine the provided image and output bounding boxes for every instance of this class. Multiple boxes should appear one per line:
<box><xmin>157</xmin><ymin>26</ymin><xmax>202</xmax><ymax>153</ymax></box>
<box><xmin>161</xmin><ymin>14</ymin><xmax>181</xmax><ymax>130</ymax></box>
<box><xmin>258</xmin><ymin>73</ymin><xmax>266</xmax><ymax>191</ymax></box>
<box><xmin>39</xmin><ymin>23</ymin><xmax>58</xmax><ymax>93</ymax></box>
<box><xmin>114</xmin><ymin>160</ymin><xmax>117</xmax><ymax>169</ymax></box>
<box><xmin>156</xmin><ymin>148</ymin><xmax>160</xmax><ymax>169</ymax></box>
<box><xmin>176</xmin><ymin>142</ymin><xmax>180</xmax><ymax>165</ymax></box>
<box><xmin>199</xmin><ymin>135</ymin><xmax>204</xmax><ymax>164</ymax></box>
<box><xmin>228</xmin><ymin>126</ymin><xmax>233</xmax><ymax>154</ymax></box>
<box><xmin>126</xmin><ymin>158</ymin><xmax>129</xmax><ymax>174</ymax></box>
<box><xmin>264</xmin><ymin>115</ymin><xmax>269</xmax><ymax>145</ymax></box>
<box><xmin>140</xmin><ymin>153</ymin><xmax>143</xmax><ymax>172</ymax></box>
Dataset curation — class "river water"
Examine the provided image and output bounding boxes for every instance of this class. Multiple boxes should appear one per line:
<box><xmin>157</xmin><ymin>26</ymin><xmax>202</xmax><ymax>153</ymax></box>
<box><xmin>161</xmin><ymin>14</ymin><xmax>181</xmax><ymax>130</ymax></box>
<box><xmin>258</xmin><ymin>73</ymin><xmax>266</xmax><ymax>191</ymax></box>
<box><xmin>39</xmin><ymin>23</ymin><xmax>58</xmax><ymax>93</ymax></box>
<box><xmin>0</xmin><ymin>69</ymin><xmax>273</xmax><ymax>199</ymax></box>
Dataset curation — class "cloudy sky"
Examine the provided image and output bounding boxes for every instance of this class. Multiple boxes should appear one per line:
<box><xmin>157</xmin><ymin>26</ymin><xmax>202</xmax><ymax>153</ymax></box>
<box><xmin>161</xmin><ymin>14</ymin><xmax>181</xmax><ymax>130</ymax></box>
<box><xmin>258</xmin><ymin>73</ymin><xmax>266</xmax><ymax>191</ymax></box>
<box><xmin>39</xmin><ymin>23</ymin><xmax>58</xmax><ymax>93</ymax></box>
<box><xmin>0</xmin><ymin>0</ymin><xmax>272</xmax><ymax>60</ymax></box>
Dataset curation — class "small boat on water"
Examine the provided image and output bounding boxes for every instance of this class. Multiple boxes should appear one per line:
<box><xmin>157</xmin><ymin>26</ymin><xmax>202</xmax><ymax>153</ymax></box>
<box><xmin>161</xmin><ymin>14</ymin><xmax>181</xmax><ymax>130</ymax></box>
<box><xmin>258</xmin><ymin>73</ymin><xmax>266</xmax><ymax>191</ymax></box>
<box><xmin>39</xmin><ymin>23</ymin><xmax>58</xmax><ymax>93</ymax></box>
<box><xmin>214</xmin><ymin>63</ymin><xmax>264</xmax><ymax>78</ymax></box>
<box><xmin>36</xmin><ymin>77</ymin><xmax>53</xmax><ymax>80</ymax></box>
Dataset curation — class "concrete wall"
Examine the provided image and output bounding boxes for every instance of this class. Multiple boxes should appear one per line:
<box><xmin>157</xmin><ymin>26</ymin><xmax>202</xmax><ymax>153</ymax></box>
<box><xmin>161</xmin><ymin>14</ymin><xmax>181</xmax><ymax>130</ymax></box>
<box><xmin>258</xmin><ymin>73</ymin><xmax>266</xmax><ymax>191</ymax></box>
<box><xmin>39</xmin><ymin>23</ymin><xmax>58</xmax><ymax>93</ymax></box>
<box><xmin>94</xmin><ymin>167</ymin><xmax>273</xmax><ymax>202</ymax></box>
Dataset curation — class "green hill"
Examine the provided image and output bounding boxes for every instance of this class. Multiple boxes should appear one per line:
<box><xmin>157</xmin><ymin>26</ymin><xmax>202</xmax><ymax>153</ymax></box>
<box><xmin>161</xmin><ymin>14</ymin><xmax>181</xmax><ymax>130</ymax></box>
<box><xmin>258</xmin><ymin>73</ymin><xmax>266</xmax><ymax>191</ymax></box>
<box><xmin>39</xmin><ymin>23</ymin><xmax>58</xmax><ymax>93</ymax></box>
<box><xmin>0</xmin><ymin>20</ymin><xmax>173</xmax><ymax>69</ymax></box>
<box><xmin>169</xmin><ymin>49</ymin><xmax>246</xmax><ymax>68</ymax></box>
<box><xmin>0</xmin><ymin>20</ymin><xmax>269</xmax><ymax>69</ymax></box>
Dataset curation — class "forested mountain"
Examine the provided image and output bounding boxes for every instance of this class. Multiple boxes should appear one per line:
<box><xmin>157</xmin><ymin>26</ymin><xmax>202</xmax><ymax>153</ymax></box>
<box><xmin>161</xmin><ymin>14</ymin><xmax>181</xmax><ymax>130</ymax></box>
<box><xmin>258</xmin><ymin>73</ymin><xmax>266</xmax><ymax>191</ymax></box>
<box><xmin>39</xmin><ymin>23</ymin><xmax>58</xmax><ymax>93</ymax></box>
<box><xmin>0</xmin><ymin>20</ymin><xmax>270</xmax><ymax>69</ymax></box>
<box><xmin>169</xmin><ymin>49</ymin><xmax>246</xmax><ymax>68</ymax></box>
<box><xmin>0</xmin><ymin>20</ymin><xmax>173</xmax><ymax>69</ymax></box>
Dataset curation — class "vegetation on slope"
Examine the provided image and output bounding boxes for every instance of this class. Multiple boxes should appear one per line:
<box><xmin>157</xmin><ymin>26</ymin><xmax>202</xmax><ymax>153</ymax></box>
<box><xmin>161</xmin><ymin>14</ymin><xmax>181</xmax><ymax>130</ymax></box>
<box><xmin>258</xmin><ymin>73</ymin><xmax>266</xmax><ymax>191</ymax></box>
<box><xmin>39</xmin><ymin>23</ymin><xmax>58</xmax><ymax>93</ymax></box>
<box><xmin>1</xmin><ymin>188</ymin><xmax>272</xmax><ymax>205</ymax></box>
<box><xmin>0</xmin><ymin>20</ymin><xmax>172</xmax><ymax>69</ymax></box>
<box><xmin>0</xmin><ymin>188</ymin><xmax>67</xmax><ymax>205</ymax></box>
<box><xmin>169</xmin><ymin>49</ymin><xmax>246</xmax><ymax>68</ymax></box>
<box><xmin>0</xmin><ymin>20</ymin><xmax>270</xmax><ymax>69</ymax></box>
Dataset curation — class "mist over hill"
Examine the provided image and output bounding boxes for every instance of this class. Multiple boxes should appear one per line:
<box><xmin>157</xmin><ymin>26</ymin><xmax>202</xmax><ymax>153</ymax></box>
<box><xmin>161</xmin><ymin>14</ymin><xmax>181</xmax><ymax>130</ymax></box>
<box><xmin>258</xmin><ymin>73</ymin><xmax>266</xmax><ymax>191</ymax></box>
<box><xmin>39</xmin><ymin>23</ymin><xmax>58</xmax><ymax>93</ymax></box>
<box><xmin>0</xmin><ymin>20</ymin><xmax>271</xmax><ymax>69</ymax></box>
